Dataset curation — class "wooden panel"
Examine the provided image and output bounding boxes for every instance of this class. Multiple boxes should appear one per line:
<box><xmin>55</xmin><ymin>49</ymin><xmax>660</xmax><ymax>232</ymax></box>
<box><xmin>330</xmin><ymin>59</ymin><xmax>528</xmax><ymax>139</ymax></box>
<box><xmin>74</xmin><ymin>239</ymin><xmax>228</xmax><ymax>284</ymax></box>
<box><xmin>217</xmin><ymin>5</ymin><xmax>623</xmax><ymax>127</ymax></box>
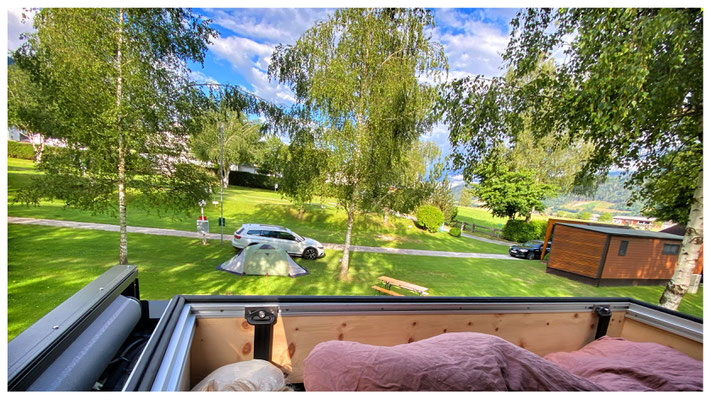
<box><xmin>548</xmin><ymin>225</ymin><xmax>607</xmax><ymax>278</ymax></box>
<box><xmin>189</xmin><ymin>317</ymin><xmax>254</xmax><ymax>387</ymax></box>
<box><xmin>602</xmin><ymin>237</ymin><xmax>683</xmax><ymax>279</ymax></box>
<box><xmin>187</xmin><ymin>311</ymin><xmax>630</xmax><ymax>385</ymax></box>
<box><xmin>189</xmin><ymin>311</ymin><xmax>607</xmax><ymax>384</ymax></box>
<box><xmin>620</xmin><ymin>318</ymin><xmax>702</xmax><ymax>360</ymax></box>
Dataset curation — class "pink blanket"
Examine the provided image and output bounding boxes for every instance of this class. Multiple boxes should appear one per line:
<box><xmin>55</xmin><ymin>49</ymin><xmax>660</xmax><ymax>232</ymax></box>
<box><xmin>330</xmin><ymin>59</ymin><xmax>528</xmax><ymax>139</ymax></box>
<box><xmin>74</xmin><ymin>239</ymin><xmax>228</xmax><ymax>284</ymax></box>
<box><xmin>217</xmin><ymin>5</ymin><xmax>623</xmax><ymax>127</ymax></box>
<box><xmin>544</xmin><ymin>336</ymin><xmax>702</xmax><ymax>391</ymax></box>
<box><xmin>303</xmin><ymin>332</ymin><xmax>604</xmax><ymax>391</ymax></box>
<box><xmin>303</xmin><ymin>333</ymin><xmax>702</xmax><ymax>391</ymax></box>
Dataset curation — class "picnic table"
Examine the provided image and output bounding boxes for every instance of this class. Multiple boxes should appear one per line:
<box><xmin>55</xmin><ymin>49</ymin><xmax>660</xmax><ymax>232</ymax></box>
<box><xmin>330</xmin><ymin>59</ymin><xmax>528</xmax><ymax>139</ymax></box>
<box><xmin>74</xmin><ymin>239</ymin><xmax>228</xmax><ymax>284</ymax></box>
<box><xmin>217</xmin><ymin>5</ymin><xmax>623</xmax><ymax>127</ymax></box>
<box><xmin>372</xmin><ymin>275</ymin><xmax>429</xmax><ymax>296</ymax></box>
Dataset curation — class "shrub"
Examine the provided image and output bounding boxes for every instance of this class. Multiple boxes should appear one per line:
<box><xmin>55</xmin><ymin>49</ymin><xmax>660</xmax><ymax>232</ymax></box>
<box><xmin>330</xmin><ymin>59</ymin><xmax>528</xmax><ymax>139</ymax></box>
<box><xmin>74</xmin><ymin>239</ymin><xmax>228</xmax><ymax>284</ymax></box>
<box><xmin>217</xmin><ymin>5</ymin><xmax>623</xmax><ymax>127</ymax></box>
<box><xmin>227</xmin><ymin>171</ymin><xmax>275</xmax><ymax>189</ymax></box>
<box><xmin>416</xmin><ymin>204</ymin><xmax>444</xmax><ymax>233</ymax></box>
<box><xmin>8</xmin><ymin>141</ymin><xmax>36</xmax><ymax>160</ymax></box>
<box><xmin>532</xmin><ymin>220</ymin><xmax>548</xmax><ymax>239</ymax></box>
<box><xmin>502</xmin><ymin>219</ymin><xmax>547</xmax><ymax>243</ymax></box>
<box><xmin>448</xmin><ymin>227</ymin><xmax>461</xmax><ymax>237</ymax></box>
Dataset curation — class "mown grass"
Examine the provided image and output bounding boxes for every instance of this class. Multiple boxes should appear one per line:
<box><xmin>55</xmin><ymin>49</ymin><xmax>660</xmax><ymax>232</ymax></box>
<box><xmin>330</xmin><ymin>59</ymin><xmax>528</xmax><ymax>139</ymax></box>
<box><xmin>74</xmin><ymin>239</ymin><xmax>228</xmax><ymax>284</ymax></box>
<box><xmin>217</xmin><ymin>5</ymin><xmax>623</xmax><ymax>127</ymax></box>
<box><xmin>7</xmin><ymin>158</ymin><xmax>508</xmax><ymax>254</ymax></box>
<box><xmin>8</xmin><ymin>224</ymin><xmax>703</xmax><ymax>341</ymax></box>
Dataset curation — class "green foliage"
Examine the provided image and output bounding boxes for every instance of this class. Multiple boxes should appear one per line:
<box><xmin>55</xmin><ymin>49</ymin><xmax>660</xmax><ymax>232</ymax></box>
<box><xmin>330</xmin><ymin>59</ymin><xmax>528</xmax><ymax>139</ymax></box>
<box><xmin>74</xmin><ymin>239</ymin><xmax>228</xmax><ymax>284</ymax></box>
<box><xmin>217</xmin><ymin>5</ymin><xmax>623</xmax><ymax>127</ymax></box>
<box><xmin>278</xmin><ymin>130</ymin><xmax>328</xmax><ymax>215</ymax></box>
<box><xmin>443</xmin><ymin>8</ymin><xmax>701</xmax><ymax>225</ymax></box>
<box><xmin>416</xmin><ymin>204</ymin><xmax>444</xmax><ymax>233</ymax></box>
<box><xmin>13</xmin><ymin>9</ymin><xmax>218</xmax><ymax>263</ymax></box>
<box><xmin>577</xmin><ymin>211</ymin><xmax>592</xmax><ymax>221</ymax></box>
<box><xmin>268</xmin><ymin>8</ymin><xmax>448</xmax><ymax>276</ymax></box>
<box><xmin>424</xmin><ymin>159</ymin><xmax>458</xmax><ymax>223</ymax></box>
<box><xmin>448</xmin><ymin>227</ymin><xmax>461</xmax><ymax>237</ymax></box>
<box><xmin>473</xmin><ymin>160</ymin><xmax>556</xmax><ymax>220</ymax></box>
<box><xmin>227</xmin><ymin>171</ymin><xmax>275</xmax><ymax>190</ymax></box>
<box><xmin>7</xmin><ymin>141</ymin><xmax>36</xmax><ymax>160</ymax></box>
<box><xmin>506</xmin><ymin>9</ymin><xmax>702</xmax><ymax>222</ymax></box>
<box><xmin>190</xmin><ymin>108</ymin><xmax>263</xmax><ymax>188</ymax></box>
<box><xmin>458</xmin><ymin>187</ymin><xmax>472</xmax><ymax>207</ymax></box>
<box><xmin>599</xmin><ymin>212</ymin><xmax>614</xmax><ymax>222</ymax></box>
<box><xmin>544</xmin><ymin>175</ymin><xmax>643</xmax><ymax>215</ymax></box>
<box><xmin>440</xmin><ymin>59</ymin><xmax>595</xmax><ymax>196</ymax></box>
<box><xmin>380</xmin><ymin>140</ymin><xmax>440</xmax><ymax>216</ymax></box>
<box><xmin>502</xmin><ymin>219</ymin><xmax>545</xmax><ymax>243</ymax></box>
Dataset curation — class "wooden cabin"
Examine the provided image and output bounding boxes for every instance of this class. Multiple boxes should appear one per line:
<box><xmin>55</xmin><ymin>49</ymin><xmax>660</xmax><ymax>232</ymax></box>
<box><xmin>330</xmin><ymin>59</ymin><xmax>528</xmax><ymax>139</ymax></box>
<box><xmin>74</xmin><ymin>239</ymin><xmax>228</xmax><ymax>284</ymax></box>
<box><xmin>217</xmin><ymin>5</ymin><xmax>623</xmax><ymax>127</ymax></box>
<box><xmin>547</xmin><ymin>223</ymin><xmax>702</xmax><ymax>286</ymax></box>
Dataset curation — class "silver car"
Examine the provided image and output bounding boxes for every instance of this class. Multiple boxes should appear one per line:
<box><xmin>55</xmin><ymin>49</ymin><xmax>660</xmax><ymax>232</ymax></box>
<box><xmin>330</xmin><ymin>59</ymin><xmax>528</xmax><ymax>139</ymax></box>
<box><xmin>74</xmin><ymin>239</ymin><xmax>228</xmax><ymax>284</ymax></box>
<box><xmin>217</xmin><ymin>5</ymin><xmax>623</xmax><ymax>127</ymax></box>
<box><xmin>231</xmin><ymin>223</ymin><xmax>326</xmax><ymax>260</ymax></box>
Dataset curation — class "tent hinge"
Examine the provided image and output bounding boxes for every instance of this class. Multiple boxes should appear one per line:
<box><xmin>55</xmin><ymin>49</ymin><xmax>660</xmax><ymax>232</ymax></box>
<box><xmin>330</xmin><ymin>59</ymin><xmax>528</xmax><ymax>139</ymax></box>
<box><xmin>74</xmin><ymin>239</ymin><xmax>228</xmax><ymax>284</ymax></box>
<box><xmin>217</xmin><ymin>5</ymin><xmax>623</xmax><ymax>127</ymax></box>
<box><xmin>245</xmin><ymin>307</ymin><xmax>278</xmax><ymax>361</ymax></box>
<box><xmin>593</xmin><ymin>305</ymin><xmax>612</xmax><ymax>339</ymax></box>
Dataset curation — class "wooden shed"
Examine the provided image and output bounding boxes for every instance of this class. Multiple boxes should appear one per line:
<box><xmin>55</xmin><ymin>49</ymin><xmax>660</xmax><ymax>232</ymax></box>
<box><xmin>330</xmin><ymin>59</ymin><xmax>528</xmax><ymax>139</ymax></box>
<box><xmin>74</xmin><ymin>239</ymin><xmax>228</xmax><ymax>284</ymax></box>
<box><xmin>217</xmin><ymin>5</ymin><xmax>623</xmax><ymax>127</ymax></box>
<box><xmin>546</xmin><ymin>223</ymin><xmax>703</xmax><ymax>286</ymax></box>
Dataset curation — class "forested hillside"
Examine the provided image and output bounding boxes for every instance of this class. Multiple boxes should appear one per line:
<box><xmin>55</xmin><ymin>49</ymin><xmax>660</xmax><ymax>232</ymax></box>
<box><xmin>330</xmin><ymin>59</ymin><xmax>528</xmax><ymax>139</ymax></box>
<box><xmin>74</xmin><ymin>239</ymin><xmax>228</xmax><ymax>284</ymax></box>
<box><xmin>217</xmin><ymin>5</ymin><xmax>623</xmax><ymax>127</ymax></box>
<box><xmin>544</xmin><ymin>175</ymin><xmax>642</xmax><ymax>214</ymax></box>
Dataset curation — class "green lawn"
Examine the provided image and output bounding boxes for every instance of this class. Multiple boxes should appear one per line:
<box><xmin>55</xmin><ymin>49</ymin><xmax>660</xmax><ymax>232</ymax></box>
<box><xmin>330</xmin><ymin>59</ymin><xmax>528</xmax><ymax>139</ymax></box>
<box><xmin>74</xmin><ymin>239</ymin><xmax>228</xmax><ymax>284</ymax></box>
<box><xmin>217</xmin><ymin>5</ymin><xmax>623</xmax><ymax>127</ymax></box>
<box><xmin>8</xmin><ymin>224</ymin><xmax>703</xmax><ymax>341</ymax></box>
<box><xmin>8</xmin><ymin>157</ymin><xmax>508</xmax><ymax>254</ymax></box>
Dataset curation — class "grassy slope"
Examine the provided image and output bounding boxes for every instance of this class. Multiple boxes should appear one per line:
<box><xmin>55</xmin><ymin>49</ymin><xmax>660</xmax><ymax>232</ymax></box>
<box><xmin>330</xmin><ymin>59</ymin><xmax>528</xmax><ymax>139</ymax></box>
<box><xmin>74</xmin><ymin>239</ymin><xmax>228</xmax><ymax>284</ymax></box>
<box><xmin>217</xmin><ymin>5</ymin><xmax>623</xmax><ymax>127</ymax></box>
<box><xmin>8</xmin><ymin>224</ymin><xmax>703</xmax><ymax>340</ymax></box>
<box><xmin>8</xmin><ymin>158</ymin><xmax>507</xmax><ymax>254</ymax></box>
<box><xmin>456</xmin><ymin>206</ymin><xmax>551</xmax><ymax>230</ymax></box>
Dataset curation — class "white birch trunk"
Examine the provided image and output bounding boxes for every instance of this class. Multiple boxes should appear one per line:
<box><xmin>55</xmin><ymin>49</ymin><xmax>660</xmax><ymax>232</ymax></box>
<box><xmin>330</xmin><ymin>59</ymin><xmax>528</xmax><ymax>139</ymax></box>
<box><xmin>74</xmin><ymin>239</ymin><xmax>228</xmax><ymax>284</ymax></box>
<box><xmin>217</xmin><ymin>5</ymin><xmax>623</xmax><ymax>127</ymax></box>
<box><xmin>116</xmin><ymin>9</ymin><xmax>128</xmax><ymax>265</ymax></box>
<box><xmin>658</xmin><ymin>169</ymin><xmax>703</xmax><ymax>310</ymax></box>
<box><xmin>339</xmin><ymin>203</ymin><xmax>355</xmax><ymax>280</ymax></box>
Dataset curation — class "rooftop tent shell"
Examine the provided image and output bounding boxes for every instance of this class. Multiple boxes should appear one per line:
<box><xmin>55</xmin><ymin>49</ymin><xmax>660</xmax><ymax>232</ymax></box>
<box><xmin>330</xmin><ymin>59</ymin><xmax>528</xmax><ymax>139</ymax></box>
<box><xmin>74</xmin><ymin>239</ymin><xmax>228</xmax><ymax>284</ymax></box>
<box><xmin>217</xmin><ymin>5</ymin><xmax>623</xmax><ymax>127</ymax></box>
<box><xmin>217</xmin><ymin>243</ymin><xmax>308</xmax><ymax>278</ymax></box>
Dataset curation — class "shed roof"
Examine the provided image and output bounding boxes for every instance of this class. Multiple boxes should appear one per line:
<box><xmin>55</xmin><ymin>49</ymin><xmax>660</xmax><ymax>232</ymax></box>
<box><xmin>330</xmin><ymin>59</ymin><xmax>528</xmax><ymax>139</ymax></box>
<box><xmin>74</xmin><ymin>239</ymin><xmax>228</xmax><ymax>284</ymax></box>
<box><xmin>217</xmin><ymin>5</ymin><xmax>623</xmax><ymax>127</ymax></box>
<box><xmin>555</xmin><ymin>223</ymin><xmax>684</xmax><ymax>241</ymax></box>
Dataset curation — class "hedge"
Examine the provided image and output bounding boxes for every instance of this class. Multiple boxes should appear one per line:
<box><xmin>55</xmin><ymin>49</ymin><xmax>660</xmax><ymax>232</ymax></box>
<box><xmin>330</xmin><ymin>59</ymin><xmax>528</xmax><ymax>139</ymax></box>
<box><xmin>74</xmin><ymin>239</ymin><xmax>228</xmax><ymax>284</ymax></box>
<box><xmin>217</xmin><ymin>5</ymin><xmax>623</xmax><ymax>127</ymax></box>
<box><xmin>8</xmin><ymin>141</ymin><xmax>36</xmax><ymax>160</ymax></box>
<box><xmin>416</xmin><ymin>204</ymin><xmax>444</xmax><ymax>233</ymax></box>
<box><xmin>448</xmin><ymin>227</ymin><xmax>461</xmax><ymax>237</ymax></box>
<box><xmin>227</xmin><ymin>170</ymin><xmax>276</xmax><ymax>190</ymax></box>
<box><xmin>502</xmin><ymin>219</ymin><xmax>548</xmax><ymax>243</ymax></box>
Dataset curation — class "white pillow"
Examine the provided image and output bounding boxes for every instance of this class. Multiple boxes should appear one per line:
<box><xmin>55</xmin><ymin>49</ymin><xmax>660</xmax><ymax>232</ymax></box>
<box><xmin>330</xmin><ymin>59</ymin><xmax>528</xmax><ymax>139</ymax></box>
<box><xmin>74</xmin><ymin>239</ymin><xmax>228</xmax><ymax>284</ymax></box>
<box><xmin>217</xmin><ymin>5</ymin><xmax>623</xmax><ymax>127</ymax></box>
<box><xmin>191</xmin><ymin>359</ymin><xmax>288</xmax><ymax>391</ymax></box>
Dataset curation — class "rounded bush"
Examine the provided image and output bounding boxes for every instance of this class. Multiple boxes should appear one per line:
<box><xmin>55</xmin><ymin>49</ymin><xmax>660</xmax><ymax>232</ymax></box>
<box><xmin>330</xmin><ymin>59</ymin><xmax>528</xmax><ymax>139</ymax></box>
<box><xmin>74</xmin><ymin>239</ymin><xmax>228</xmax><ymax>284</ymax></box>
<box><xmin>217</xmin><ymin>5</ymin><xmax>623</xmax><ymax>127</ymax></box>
<box><xmin>416</xmin><ymin>205</ymin><xmax>444</xmax><ymax>233</ymax></box>
<box><xmin>502</xmin><ymin>219</ymin><xmax>546</xmax><ymax>243</ymax></box>
<box><xmin>448</xmin><ymin>227</ymin><xmax>461</xmax><ymax>237</ymax></box>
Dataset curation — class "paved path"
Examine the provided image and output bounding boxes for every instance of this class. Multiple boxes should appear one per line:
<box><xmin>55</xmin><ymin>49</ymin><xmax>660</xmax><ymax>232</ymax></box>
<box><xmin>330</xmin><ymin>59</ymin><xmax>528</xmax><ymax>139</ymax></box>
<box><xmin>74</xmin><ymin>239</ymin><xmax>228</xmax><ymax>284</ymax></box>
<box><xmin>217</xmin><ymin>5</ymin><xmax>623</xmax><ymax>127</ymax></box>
<box><xmin>8</xmin><ymin>216</ymin><xmax>518</xmax><ymax>260</ymax></box>
<box><xmin>459</xmin><ymin>231</ymin><xmax>514</xmax><ymax>246</ymax></box>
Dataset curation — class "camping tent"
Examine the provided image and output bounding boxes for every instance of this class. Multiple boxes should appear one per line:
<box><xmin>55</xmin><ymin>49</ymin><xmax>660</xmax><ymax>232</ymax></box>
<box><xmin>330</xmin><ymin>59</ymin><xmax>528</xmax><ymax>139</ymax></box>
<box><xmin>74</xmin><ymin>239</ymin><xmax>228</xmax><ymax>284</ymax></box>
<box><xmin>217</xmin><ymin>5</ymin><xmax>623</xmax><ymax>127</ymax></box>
<box><xmin>217</xmin><ymin>243</ymin><xmax>309</xmax><ymax>278</ymax></box>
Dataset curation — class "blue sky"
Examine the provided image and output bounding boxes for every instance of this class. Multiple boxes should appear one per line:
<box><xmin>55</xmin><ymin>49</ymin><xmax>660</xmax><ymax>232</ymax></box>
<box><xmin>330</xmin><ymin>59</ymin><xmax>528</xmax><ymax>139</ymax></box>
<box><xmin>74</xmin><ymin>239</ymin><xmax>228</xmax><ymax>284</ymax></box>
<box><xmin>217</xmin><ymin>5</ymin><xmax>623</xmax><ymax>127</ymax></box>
<box><xmin>7</xmin><ymin>7</ymin><xmax>520</xmax><ymax>187</ymax></box>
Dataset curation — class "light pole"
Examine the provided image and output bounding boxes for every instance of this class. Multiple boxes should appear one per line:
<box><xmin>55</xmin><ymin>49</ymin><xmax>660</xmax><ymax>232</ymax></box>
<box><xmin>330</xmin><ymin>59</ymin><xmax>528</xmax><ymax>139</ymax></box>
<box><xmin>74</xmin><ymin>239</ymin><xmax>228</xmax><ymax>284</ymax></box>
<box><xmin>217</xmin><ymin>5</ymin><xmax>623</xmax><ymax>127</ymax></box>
<box><xmin>219</xmin><ymin>121</ymin><xmax>224</xmax><ymax>244</ymax></box>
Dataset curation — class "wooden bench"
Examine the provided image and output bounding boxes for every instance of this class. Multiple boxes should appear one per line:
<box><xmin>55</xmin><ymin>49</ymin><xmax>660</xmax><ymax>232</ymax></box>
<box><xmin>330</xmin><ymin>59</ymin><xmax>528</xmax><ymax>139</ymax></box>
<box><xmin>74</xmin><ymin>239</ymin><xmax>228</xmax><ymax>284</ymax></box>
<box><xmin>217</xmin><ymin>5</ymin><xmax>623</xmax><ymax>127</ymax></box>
<box><xmin>371</xmin><ymin>285</ymin><xmax>403</xmax><ymax>296</ymax></box>
<box><xmin>373</xmin><ymin>275</ymin><xmax>429</xmax><ymax>296</ymax></box>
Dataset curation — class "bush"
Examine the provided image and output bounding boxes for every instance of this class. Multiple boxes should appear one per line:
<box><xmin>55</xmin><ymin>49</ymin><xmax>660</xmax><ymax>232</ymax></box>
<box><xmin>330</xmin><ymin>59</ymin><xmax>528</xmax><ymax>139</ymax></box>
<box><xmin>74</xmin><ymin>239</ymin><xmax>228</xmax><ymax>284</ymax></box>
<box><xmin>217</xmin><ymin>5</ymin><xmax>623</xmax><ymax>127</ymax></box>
<box><xmin>448</xmin><ymin>227</ymin><xmax>461</xmax><ymax>237</ymax></box>
<box><xmin>502</xmin><ymin>219</ymin><xmax>547</xmax><ymax>243</ymax></box>
<box><xmin>8</xmin><ymin>141</ymin><xmax>36</xmax><ymax>160</ymax></box>
<box><xmin>227</xmin><ymin>171</ymin><xmax>276</xmax><ymax>189</ymax></box>
<box><xmin>416</xmin><ymin>205</ymin><xmax>444</xmax><ymax>233</ymax></box>
<box><xmin>532</xmin><ymin>220</ymin><xmax>548</xmax><ymax>239</ymax></box>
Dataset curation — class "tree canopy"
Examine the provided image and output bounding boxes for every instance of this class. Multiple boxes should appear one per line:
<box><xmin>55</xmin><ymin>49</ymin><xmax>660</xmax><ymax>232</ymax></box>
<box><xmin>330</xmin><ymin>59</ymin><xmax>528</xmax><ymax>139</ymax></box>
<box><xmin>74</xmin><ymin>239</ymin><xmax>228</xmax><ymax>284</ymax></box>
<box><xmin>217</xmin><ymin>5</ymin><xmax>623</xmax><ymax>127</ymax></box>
<box><xmin>472</xmin><ymin>157</ymin><xmax>556</xmax><ymax>220</ymax></box>
<box><xmin>269</xmin><ymin>8</ymin><xmax>448</xmax><ymax>279</ymax></box>
<box><xmin>191</xmin><ymin>107</ymin><xmax>263</xmax><ymax>188</ymax></box>
<box><xmin>14</xmin><ymin>8</ymin><xmax>218</xmax><ymax>264</ymax></box>
<box><xmin>443</xmin><ymin>8</ymin><xmax>702</xmax><ymax>310</ymax></box>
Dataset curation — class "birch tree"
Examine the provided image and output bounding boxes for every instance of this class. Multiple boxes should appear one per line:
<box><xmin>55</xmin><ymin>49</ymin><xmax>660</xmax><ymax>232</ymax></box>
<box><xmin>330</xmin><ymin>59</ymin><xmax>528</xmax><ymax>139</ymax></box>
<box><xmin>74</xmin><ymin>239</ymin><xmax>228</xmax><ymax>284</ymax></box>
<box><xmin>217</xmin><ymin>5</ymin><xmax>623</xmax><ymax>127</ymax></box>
<box><xmin>14</xmin><ymin>8</ymin><xmax>217</xmax><ymax>265</ymax></box>
<box><xmin>269</xmin><ymin>8</ymin><xmax>447</xmax><ymax>279</ymax></box>
<box><xmin>443</xmin><ymin>8</ymin><xmax>702</xmax><ymax>310</ymax></box>
<box><xmin>191</xmin><ymin>108</ymin><xmax>263</xmax><ymax>188</ymax></box>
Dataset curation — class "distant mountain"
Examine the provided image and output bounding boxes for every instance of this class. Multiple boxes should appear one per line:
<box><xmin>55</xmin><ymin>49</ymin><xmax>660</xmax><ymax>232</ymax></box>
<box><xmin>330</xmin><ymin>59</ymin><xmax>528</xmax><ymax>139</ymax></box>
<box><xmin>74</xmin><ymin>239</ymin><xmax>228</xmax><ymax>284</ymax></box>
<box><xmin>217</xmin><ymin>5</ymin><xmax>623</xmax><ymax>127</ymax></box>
<box><xmin>544</xmin><ymin>175</ymin><xmax>642</xmax><ymax>215</ymax></box>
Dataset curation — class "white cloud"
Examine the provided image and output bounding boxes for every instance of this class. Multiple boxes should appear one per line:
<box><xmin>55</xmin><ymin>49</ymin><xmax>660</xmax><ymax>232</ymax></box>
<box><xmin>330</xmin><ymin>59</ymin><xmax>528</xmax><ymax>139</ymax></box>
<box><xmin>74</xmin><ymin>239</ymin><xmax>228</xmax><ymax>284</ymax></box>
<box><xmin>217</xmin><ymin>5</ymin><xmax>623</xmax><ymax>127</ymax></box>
<box><xmin>449</xmin><ymin>174</ymin><xmax>465</xmax><ymax>189</ymax></box>
<box><xmin>208</xmin><ymin>35</ymin><xmax>296</xmax><ymax>104</ymax></box>
<box><xmin>205</xmin><ymin>8</ymin><xmax>333</xmax><ymax>45</ymax></box>
<box><xmin>432</xmin><ymin>9</ymin><xmax>512</xmax><ymax>79</ymax></box>
<box><xmin>189</xmin><ymin>70</ymin><xmax>220</xmax><ymax>87</ymax></box>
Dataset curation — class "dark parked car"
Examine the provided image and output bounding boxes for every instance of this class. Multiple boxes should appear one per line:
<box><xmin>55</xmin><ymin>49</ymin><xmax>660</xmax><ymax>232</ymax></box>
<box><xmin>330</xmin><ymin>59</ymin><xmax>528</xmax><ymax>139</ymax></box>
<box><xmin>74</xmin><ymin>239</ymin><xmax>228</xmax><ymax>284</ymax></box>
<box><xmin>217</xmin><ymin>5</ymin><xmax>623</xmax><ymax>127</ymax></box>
<box><xmin>509</xmin><ymin>240</ymin><xmax>551</xmax><ymax>260</ymax></box>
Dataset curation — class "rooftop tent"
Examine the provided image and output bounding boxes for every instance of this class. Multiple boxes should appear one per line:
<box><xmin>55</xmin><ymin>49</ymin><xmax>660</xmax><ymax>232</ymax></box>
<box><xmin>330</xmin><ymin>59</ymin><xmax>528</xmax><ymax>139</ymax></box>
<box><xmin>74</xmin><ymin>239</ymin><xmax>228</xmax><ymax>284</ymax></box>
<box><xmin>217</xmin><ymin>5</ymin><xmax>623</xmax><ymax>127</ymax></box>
<box><xmin>217</xmin><ymin>243</ymin><xmax>309</xmax><ymax>278</ymax></box>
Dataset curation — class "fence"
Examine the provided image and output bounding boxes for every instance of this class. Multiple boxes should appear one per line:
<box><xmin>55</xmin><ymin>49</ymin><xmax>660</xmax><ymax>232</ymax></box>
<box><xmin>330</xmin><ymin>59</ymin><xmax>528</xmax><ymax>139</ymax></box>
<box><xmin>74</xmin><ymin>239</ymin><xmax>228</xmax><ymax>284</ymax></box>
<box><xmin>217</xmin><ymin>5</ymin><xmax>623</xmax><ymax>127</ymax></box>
<box><xmin>449</xmin><ymin>220</ymin><xmax>502</xmax><ymax>238</ymax></box>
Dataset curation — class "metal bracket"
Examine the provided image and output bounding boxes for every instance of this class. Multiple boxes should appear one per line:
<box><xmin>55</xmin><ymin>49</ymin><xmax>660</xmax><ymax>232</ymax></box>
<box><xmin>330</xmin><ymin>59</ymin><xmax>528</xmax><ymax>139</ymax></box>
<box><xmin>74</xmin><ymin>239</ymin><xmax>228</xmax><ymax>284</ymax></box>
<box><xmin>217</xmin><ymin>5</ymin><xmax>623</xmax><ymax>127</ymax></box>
<box><xmin>593</xmin><ymin>305</ymin><xmax>612</xmax><ymax>340</ymax></box>
<box><xmin>245</xmin><ymin>307</ymin><xmax>278</xmax><ymax>361</ymax></box>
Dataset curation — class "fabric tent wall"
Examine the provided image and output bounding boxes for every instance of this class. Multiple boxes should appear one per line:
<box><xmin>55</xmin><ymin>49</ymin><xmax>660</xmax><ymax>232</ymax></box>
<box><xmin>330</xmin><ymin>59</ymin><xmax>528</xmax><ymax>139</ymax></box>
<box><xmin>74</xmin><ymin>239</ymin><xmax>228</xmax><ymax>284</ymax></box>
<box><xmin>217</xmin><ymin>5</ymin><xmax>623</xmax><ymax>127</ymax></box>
<box><xmin>217</xmin><ymin>244</ymin><xmax>308</xmax><ymax>278</ymax></box>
